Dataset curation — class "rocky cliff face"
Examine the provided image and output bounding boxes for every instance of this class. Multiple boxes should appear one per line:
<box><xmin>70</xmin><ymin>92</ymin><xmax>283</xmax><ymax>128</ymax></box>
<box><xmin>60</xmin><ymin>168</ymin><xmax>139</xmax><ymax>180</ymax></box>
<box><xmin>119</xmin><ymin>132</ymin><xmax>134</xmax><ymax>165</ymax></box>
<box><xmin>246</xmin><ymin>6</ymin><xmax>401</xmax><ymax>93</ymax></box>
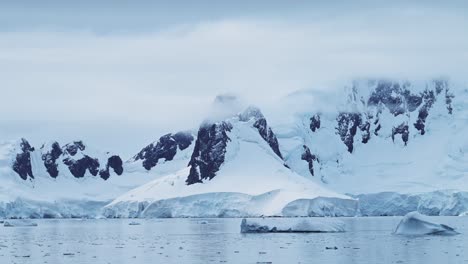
<box><xmin>132</xmin><ymin>132</ymin><xmax>194</xmax><ymax>171</ymax></box>
<box><xmin>11</xmin><ymin>140</ymin><xmax>124</xmax><ymax>181</ymax></box>
<box><xmin>186</xmin><ymin>121</ymin><xmax>233</xmax><ymax>185</ymax></box>
<box><xmin>288</xmin><ymin>78</ymin><xmax>458</xmax><ymax>182</ymax></box>
<box><xmin>331</xmin><ymin>79</ymin><xmax>453</xmax><ymax>153</ymax></box>
<box><xmin>12</xmin><ymin>139</ymin><xmax>35</xmax><ymax>180</ymax></box>
<box><xmin>185</xmin><ymin>106</ymin><xmax>284</xmax><ymax>185</ymax></box>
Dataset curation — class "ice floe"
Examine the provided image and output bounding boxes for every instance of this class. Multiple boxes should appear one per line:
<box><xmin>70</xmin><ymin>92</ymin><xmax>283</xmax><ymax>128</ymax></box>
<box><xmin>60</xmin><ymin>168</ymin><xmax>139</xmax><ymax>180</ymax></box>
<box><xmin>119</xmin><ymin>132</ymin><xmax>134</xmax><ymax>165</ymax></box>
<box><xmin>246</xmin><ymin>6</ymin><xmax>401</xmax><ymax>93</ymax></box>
<box><xmin>394</xmin><ymin>212</ymin><xmax>459</xmax><ymax>236</ymax></box>
<box><xmin>240</xmin><ymin>218</ymin><xmax>345</xmax><ymax>233</ymax></box>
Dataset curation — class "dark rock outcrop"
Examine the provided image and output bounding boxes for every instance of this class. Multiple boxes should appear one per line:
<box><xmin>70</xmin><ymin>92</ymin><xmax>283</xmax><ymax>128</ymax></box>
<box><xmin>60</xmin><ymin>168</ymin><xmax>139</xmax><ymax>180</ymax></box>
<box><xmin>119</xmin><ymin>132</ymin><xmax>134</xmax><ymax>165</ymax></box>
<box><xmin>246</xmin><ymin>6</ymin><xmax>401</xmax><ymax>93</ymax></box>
<box><xmin>99</xmin><ymin>155</ymin><xmax>124</xmax><ymax>180</ymax></box>
<box><xmin>41</xmin><ymin>142</ymin><xmax>63</xmax><ymax>178</ymax></box>
<box><xmin>360</xmin><ymin>121</ymin><xmax>371</xmax><ymax>144</ymax></box>
<box><xmin>133</xmin><ymin>132</ymin><xmax>194</xmax><ymax>171</ymax></box>
<box><xmin>12</xmin><ymin>139</ymin><xmax>35</xmax><ymax>180</ymax></box>
<box><xmin>63</xmin><ymin>141</ymin><xmax>85</xmax><ymax>156</ymax></box>
<box><xmin>310</xmin><ymin>114</ymin><xmax>321</xmax><ymax>132</ymax></box>
<box><xmin>186</xmin><ymin>121</ymin><xmax>233</xmax><ymax>185</ymax></box>
<box><xmin>301</xmin><ymin>145</ymin><xmax>318</xmax><ymax>176</ymax></box>
<box><xmin>63</xmin><ymin>155</ymin><xmax>100</xmax><ymax>178</ymax></box>
<box><xmin>253</xmin><ymin>118</ymin><xmax>283</xmax><ymax>159</ymax></box>
<box><xmin>336</xmin><ymin>113</ymin><xmax>362</xmax><ymax>153</ymax></box>
<box><xmin>240</xmin><ymin>106</ymin><xmax>283</xmax><ymax>159</ymax></box>
<box><xmin>368</xmin><ymin>80</ymin><xmax>422</xmax><ymax>116</ymax></box>
<box><xmin>414</xmin><ymin>90</ymin><xmax>436</xmax><ymax>135</ymax></box>
<box><xmin>392</xmin><ymin>123</ymin><xmax>409</xmax><ymax>145</ymax></box>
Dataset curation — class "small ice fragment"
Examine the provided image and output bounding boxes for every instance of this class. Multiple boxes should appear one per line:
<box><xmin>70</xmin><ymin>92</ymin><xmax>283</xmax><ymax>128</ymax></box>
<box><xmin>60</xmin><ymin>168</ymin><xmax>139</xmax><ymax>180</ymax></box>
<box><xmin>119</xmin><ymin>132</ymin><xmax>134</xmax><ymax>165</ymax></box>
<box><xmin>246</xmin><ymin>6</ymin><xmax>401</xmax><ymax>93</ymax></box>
<box><xmin>394</xmin><ymin>212</ymin><xmax>459</xmax><ymax>236</ymax></box>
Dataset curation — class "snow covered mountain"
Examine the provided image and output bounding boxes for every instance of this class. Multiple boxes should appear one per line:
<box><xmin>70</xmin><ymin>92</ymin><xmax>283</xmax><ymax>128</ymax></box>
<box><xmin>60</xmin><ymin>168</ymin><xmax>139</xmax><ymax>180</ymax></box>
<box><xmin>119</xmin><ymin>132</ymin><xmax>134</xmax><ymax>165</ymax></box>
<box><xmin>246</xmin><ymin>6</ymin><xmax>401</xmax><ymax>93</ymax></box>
<box><xmin>0</xmin><ymin>138</ymin><xmax>173</xmax><ymax>218</ymax></box>
<box><xmin>104</xmin><ymin>106</ymin><xmax>350</xmax><ymax>218</ymax></box>
<box><xmin>276</xmin><ymin>79</ymin><xmax>468</xmax><ymax>194</ymax></box>
<box><xmin>2</xmin><ymin>78</ymin><xmax>468</xmax><ymax>218</ymax></box>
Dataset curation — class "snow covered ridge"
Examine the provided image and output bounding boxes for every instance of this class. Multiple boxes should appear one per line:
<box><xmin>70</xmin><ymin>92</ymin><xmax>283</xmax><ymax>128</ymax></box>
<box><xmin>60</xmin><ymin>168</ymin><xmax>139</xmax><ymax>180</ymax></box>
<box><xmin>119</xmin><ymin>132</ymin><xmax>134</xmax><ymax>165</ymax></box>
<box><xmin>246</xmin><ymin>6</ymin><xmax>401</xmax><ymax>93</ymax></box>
<box><xmin>3</xmin><ymin>131</ymin><xmax>196</xmax><ymax>182</ymax></box>
<box><xmin>6</xmin><ymin>139</ymin><xmax>124</xmax><ymax>181</ymax></box>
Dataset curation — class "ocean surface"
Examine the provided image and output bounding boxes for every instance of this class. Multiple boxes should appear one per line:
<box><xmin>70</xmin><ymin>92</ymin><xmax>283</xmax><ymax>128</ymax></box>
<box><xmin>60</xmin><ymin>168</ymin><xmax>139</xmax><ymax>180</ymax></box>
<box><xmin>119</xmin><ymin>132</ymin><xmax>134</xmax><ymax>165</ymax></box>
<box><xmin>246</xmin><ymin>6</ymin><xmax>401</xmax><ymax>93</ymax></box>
<box><xmin>0</xmin><ymin>217</ymin><xmax>467</xmax><ymax>264</ymax></box>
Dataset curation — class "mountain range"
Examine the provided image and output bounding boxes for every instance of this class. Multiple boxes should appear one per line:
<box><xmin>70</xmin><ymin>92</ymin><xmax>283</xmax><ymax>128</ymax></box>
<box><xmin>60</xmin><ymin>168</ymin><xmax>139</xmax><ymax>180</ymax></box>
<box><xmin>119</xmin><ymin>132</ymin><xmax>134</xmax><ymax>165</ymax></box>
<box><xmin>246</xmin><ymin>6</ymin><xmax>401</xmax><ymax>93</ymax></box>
<box><xmin>1</xmin><ymin>78</ymin><xmax>467</xmax><ymax>218</ymax></box>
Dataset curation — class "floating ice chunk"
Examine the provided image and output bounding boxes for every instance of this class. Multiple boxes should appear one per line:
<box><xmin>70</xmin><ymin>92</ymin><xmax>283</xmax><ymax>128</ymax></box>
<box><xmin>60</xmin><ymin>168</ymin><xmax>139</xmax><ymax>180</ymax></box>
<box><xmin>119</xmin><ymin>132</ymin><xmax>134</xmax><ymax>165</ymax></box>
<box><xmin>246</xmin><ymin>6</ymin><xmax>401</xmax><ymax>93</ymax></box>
<box><xmin>394</xmin><ymin>212</ymin><xmax>459</xmax><ymax>236</ymax></box>
<box><xmin>240</xmin><ymin>218</ymin><xmax>345</xmax><ymax>233</ymax></box>
<box><xmin>4</xmin><ymin>220</ymin><xmax>38</xmax><ymax>227</ymax></box>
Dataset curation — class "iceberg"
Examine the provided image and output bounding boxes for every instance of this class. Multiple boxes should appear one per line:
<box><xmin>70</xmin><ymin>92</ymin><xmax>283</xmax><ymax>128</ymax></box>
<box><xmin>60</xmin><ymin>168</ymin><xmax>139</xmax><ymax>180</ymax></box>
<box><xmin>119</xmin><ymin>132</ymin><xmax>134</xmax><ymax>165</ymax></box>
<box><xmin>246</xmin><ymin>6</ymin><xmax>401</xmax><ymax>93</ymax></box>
<box><xmin>240</xmin><ymin>218</ymin><xmax>345</xmax><ymax>233</ymax></box>
<box><xmin>4</xmin><ymin>220</ymin><xmax>38</xmax><ymax>227</ymax></box>
<box><xmin>394</xmin><ymin>212</ymin><xmax>459</xmax><ymax>236</ymax></box>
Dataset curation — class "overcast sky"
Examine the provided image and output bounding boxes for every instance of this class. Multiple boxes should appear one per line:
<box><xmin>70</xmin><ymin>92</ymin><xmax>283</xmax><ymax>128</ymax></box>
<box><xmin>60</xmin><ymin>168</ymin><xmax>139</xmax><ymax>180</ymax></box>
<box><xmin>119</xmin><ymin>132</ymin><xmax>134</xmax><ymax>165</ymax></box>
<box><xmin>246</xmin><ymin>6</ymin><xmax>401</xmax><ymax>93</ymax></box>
<box><xmin>1</xmin><ymin>1</ymin><xmax>467</xmax><ymax>157</ymax></box>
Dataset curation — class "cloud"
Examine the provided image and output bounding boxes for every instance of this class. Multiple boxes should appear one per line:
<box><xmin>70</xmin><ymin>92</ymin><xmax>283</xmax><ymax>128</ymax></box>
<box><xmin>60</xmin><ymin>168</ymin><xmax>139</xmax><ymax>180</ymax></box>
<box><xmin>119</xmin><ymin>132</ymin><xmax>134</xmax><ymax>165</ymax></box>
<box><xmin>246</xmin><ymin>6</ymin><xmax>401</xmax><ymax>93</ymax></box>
<box><xmin>0</xmin><ymin>6</ymin><xmax>467</xmax><ymax>155</ymax></box>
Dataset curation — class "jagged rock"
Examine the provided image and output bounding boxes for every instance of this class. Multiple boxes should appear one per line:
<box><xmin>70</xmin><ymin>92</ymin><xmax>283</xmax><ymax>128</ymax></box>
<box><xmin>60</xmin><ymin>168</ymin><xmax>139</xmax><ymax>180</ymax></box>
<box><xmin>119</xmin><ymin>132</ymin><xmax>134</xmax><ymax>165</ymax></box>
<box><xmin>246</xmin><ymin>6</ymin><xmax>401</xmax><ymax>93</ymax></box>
<box><xmin>368</xmin><ymin>80</ymin><xmax>407</xmax><ymax>116</ymax></box>
<box><xmin>433</xmin><ymin>78</ymin><xmax>454</xmax><ymax>114</ymax></box>
<box><xmin>186</xmin><ymin>121</ymin><xmax>233</xmax><ymax>185</ymax></box>
<box><xmin>336</xmin><ymin>112</ymin><xmax>362</xmax><ymax>153</ymax></box>
<box><xmin>359</xmin><ymin>121</ymin><xmax>371</xmax><ymax>144</ymax></box>
<box><xmin>253</xmin><ymin>118</ymin><xmax>283</xmax><ymax>159</ymax></box>
<box><xmin>240</xmin><ymin>106</ymin><xmax>283</xmax><ymax>159</ymax></box>
<box><xmin>12</xmin><ymin>139</ymin><xmax>35</xmax><ymax>180</ymax></box>
<box><xmin>41</xmin><ymin>142</ymin><xmax>63</xmax><ymax>178</ymax></box>
<box><xmin>414</xmin><ymin>90</ymin><xmax>436</xmax><ymax>135</ymax></box>
<box><xmin>374</xmin><ymin>123</ymin><xmax>382</xmax><ymax>136</ymax></box>
<box><xmin>310</xmin><ymin>114</ymin><xmax>321</xmax><ymax>132</ymax></box>
<box><xmin>133</xmin><ymin>132</ymin><xmax>194</xmax><ymax>171</ymax></box>
<box><xmin>63</xmin><ymin>155</ymin><xmax>100</xmax><ymax>178</ymax></box>
<box><xmin>301</xmin><ymin>145</ymin><xmax>318</xmax><ymax>176</ymax></box>
<box><xmin>99</xmin><ymin>155</ymin><xmax>124</xmax><ymax>180</ymax></box>
<box><xmin>63</xmin><ymin>141</ymin><xmax>85</xmax><ymax>156</ymax></box>
<box><xmin>392</xmin><ymin>123</ymin><xmax>409</xmax><ymax>145</ymax></box>
<box><xmin>368</xmin><ymin>80</ymin><xmax>422</xmax><ymax>116</ymax></box>
<box><xmin>172</xmin><ymin>132</ymin><xmax>194</xmax><ymax>151</ymax></box>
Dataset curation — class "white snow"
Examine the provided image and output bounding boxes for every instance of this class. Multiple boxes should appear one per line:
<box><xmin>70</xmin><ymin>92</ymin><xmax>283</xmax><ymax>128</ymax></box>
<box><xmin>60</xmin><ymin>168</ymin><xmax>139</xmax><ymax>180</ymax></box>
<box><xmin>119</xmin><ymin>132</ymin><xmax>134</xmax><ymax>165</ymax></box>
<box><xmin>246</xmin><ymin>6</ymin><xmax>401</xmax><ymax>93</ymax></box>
<box><xmin>240</xmin><ymin>218</ymin><xmax>345</xmax><ymax>233</ymax></box>
<box><xmin>394</xmin><ymin>212</ymin><xmax>459</xmax><ymax>236</ymax></box>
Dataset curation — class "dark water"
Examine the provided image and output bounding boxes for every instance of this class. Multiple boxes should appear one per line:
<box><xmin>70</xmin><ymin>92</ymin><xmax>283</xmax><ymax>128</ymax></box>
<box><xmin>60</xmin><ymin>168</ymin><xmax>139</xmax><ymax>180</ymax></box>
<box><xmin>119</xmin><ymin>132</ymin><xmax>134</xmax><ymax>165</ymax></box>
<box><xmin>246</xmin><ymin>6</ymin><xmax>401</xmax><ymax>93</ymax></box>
<box><xmin>0</xmin><ymin>217</ymin><xmax>467</xmax><ymax>264</ymax></box>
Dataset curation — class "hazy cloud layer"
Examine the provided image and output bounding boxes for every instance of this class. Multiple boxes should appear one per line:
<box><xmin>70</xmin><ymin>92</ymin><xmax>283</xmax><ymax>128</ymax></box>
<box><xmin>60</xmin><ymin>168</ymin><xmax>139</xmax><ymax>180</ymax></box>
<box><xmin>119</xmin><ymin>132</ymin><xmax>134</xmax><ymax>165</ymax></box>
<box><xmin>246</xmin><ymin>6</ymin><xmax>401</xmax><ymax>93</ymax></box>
<box><xmin>1</xmin><ymin>2</ymin><xmax>467</xmax><ymax>156</ymax></box>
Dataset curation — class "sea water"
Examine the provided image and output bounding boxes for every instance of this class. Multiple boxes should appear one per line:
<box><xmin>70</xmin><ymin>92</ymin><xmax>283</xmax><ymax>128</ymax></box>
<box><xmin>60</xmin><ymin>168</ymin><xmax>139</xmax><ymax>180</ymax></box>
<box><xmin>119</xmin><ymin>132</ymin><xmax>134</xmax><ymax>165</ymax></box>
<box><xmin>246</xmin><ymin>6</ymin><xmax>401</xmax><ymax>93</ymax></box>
<box><xmin>0</xmin><ymin>217</ymin><xmax>467</xmax><ymax>264</ymax></box>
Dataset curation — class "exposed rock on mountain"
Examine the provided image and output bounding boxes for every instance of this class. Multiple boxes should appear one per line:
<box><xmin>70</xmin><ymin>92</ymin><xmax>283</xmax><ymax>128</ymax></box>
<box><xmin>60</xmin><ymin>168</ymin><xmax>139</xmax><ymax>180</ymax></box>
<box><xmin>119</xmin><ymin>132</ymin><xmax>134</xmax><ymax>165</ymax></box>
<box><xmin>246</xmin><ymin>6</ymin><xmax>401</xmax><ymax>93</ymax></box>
<box><xmin>12</xmin><ymin>139</ymin><xmax>35</xmax><ymax>180</ymax></box>
<box><xmin>132</xmin><ymin>132</ymin><xmax>194</xmax><ymax>171</ymax></box>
